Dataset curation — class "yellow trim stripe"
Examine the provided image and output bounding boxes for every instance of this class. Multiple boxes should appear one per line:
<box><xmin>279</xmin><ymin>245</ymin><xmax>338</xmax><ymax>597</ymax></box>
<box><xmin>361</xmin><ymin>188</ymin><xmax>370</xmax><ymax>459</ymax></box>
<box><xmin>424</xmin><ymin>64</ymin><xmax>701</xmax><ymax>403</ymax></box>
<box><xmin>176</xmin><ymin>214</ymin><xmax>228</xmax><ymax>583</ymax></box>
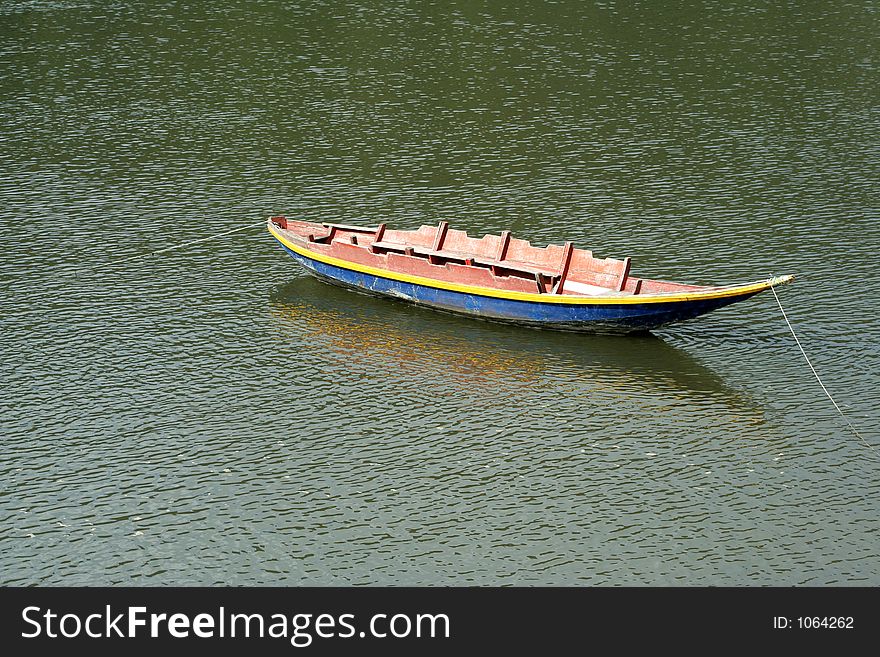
<box><xmin>268</xmin><ymin>221</ymin><xmax>794</xmax><ymax>306</ymax></box>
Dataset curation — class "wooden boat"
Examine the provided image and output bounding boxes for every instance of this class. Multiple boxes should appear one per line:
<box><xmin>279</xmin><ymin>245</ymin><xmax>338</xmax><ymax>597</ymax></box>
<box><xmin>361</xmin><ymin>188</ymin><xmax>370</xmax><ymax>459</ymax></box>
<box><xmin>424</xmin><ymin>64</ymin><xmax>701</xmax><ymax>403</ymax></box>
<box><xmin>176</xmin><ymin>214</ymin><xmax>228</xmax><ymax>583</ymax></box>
<box><xmin>266</xmin><ymin>216</ymin><xmax>794</xmax><ymax>333</ymax></box>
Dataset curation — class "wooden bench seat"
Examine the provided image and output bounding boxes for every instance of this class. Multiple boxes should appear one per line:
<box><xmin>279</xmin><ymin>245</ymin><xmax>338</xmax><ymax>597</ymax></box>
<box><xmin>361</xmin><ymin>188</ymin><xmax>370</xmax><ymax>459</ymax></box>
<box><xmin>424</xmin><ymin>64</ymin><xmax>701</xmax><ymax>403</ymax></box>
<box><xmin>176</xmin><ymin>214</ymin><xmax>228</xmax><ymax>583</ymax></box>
<box><xmin>321</xmin><ymin>222</ymin><xmax>381</xmax><ymax>233</ymax></box>
<box><xmin>371</xmin><ymin>241</ymin><xmax>557</xmax><ymax>276</ymax></box>
<box><xmin>470</xmin><ymin>255</ymin><xmax>557</xmax><ymax>277</ymax></box>
<box><xmin>370</xmin><ymin>240</ymin><xmax>563</xmax><ymax>292</ymax></box>
<box><xmin>370</xmin><ymin>240</ymin><xmax>418</xmax><ymax>256</ymax></box>
<box><xmin>371</xmin><ymin>241</ymin><xmax>466</xmax><ymax>261</ymax></box>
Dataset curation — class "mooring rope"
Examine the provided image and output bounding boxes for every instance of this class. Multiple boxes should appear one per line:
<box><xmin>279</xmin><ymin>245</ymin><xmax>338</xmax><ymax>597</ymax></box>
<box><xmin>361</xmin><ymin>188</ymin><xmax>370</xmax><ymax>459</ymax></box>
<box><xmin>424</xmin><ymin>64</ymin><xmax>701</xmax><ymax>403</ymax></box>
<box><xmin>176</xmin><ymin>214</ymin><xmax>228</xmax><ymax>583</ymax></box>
<box><xmin>75</xmin><ymin>220</ymin><xmax>267</xmax><ymax>274</ymax></box>
<box><xmin>769</xmin><ymin>280</ymin><xmax>875</xmax><ymax>453</ymax></box>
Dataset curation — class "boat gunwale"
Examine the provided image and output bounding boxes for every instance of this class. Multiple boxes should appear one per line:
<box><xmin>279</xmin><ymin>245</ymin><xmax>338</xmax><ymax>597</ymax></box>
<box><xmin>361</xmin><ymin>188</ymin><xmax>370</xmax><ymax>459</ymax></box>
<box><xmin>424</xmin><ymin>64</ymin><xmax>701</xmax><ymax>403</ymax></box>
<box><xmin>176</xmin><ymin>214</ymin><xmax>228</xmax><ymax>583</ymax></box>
<box><xmin>267</xmin><ymin>219</ymin><xmax>794</xmax><ymax>306</ymax></box>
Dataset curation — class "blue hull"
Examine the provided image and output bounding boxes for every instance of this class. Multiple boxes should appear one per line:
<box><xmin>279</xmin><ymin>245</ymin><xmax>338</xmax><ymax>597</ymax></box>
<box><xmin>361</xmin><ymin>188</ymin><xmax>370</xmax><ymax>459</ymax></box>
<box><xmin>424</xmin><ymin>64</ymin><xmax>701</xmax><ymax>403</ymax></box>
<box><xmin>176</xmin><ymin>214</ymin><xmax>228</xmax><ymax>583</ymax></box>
<box><xmin>279</xmin><ymin>244</ymin><xmax>759</xmax><ymax>333</ymax></box>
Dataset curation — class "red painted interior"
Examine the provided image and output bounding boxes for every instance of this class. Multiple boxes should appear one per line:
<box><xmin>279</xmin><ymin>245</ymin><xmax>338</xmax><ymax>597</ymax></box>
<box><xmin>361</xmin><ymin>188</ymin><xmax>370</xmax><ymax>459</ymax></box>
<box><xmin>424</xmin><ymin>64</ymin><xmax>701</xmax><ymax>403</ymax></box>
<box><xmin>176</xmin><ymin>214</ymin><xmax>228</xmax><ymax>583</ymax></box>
<box><xmin>270</xmin><ymin>217</ymin><xmax>711</xmax><ymax>297</ymax></box>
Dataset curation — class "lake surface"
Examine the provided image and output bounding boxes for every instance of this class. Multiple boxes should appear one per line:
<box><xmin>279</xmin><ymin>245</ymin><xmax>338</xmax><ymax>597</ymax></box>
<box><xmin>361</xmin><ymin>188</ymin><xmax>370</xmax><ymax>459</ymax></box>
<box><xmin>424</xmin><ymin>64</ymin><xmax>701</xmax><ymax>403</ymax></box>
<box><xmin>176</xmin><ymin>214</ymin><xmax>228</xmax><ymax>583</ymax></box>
<box><xmin>1</xmin><ymin>0</ymin><xmax>878</xmax><ymax>585</ymax></box>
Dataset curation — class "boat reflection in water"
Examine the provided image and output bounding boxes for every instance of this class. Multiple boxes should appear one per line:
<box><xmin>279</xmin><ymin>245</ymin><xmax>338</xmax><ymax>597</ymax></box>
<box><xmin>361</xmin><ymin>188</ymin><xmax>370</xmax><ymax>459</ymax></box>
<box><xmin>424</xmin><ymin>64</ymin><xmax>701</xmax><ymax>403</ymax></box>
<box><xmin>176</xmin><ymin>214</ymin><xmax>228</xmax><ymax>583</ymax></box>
<box><xmin>268</xmin><ymin>277</ymin><xmax>768</xmax><ymax>427</ymax></box>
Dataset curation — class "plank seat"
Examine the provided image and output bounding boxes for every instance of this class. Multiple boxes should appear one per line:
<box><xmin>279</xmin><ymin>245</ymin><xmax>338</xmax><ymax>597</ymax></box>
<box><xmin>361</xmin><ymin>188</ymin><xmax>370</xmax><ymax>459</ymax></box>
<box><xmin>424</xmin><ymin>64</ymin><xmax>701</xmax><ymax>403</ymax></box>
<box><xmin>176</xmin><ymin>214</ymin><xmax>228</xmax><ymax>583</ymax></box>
<box><xmin>322</xmin><ymin>222</ymin><xmax>381</xmax><ymax>233</ymax></box>
<box><xmin>470</xmin><ymin>256</ymin><xmax>558</xmax><ymax>278</ymax></box>
<box><xmin>371</xmin><ymin>240</ymin><xmax>558</xmax><ymax>277</ymax></box>
<box><xmin>371</xmin><ymin>241</ymin><xmax>468</xmax><ymax>261</ymax></box>
<box><xmin>370</xmin><ymin>240</ymin><xmax>410</xmax><ymax>253</ymax></box>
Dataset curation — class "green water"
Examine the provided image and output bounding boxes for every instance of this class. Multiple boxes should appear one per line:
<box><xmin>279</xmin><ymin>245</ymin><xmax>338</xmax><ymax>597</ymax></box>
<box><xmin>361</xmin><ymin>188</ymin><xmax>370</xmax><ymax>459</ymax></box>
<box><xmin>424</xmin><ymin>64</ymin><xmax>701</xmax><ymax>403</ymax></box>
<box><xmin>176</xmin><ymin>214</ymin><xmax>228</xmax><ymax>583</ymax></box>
<box><xmin>1</xmin><ymin>0</ymin><xmax>878</xmax><ymax>585</ymax></box>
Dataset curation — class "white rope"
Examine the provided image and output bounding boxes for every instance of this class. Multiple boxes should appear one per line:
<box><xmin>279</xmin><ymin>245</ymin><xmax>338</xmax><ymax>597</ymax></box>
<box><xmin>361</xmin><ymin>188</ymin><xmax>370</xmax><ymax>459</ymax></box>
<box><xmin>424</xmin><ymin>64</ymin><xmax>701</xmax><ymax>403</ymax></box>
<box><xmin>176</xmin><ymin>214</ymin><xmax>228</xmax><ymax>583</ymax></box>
<box><xmin>769</xmin><ymin>280</ymin><xmax>875</xmax><ymax>453</ymax></box>
<box><xmin>77</xmin><ymin>220</ymin><xmax>267</xmax><ymax>273</ymax></box>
